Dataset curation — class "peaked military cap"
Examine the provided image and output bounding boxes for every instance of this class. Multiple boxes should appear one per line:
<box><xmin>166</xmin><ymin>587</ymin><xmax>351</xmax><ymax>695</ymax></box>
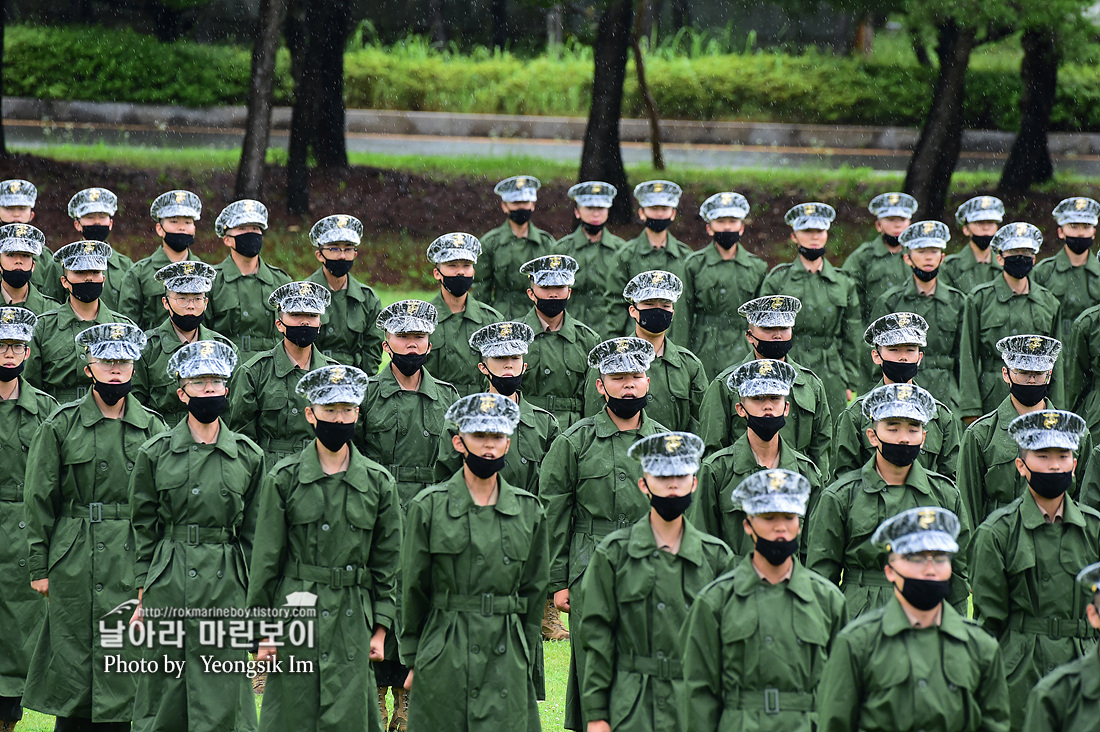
<box><xmin>445</xmin><ymin>392</ymin><xmax>521</xmax><ymax>435</ymax></box>
<box><xmin>75</xmin><ymin>322</ymin><xmax>146</xmax><ymax>361</ymax></box>
<box><xmin>427</xmin><ymin>232</ymin><xmax>481</xmax><ymax>264</ymax></box>
<box><xmin>214</xmin><ymin>199</ymin><xmax>268</xmax><ymax>238</ymax></box>
<box><xmin>296</xmin><ymin>364</ymin><xmax>370</xmax><ymax>406</ymax></box>
<box><xmin>149</xmin><ymin>190</ymin><xmax>201</xmax><ymax>221</ymax></box>
<box><xmin>634</xmin><ymin>180</ymin><xmax>682</xmax><ymax>208</ymax></box>
<box><xmin>900</xmin><ymin>220</ymin><xmax>949</xmax><ymax>250</ymax></box>
<box><xmin>0</xmin><ymin>307</ymin><xmax>37</xmax><ymax>342</ymax></box>
<box><xmin>310</xmin><ymin>214</ymin><xmax>363</xmax><ymax>248</ymax></box>
<box><xmin>0</xmin><ymin>223</ymin><xmax>45</xmax><ymax>256</ymax></box>
<box><xmin>997</xmin><ymin>334</ymin><xmax>1061</xmax><ymax>372</ymax></box>
<box><xmin>167</xmin><ymin>340</ymin><xmax>238</xmax><ymax>380</ymax></box>
<box><xmin>469</xmin><ymin>321</ymin><xmax>535</xmax><ymax>359</ymax></box>
<box><xmin>623</xmin><ymin>270</ymin><xmax>683</xmax><ymax>304</ymax></box>
<box><xmin>738</xmin><ymin>295</ymin><xmax>802</xmax><ymax>329</ymax></box>
<box><xmin>726</xmin><ymin>358</ymin><xmax>797</xmax><ymax>398</ymax></box>
<box><xmin>588</xmin><ymin>336</ymin><xmax>655</xmax><ymax>374</ymax></box>
<box><xmin>377</xmin><ymin>299</ymin><xmax>437</xmax><ymax>335</ymax></box>
<box><xmin>494</xmin><ymin>175</ymin><xmax>540</xmax><ymax>203</ymax></box>
<box><xmin>568</xmin><ymin>181</ymin><xmax>617</xmax><ymax>208</ymax></box>
<box><xmin>268</xmin><ymin>281</ymin><xmax>332</xmax><ymax>315</ymax></box>
<box><xmin>1009</xmin><ymin>409</ymin><xmax>1085</xmax><ymax>451</ymax></box>
<box><xmin>955</xmin><ymin>195</ymin><xmax>1005</xmax><ymax>227</ymax></box>
<box><xmin>628</xmin><ymin>431</ymin><xmax>705</xmax><ymax>477</ymax></box>
<box><xmin>732</xmin><ymin>468</ymin><xmax>812</xmax><ymax>517</ymax></box>
<box><xmin>154</xmin><ymin>260</ymin><xmax>217</xmax><ymax>295</ymax></box>
<box><xmin>864</xmin><ymin>312</ymin><xmax>929</xmax><ymax>348</ymax></box>
<box><xmin>869</xmin><ymin>192</ymin><xmax>918</xmax><ymax>220</ymax></box>
<box><xmin>699</xmin><ymin>191</ymin><xmax>750</xmax><ymax>221</ymax></box>
<box><xmin>68</xmin><ymin>187</ymin><xmax>117</xmax><ymax>219</ymax></box>
<box><xmin>785</xmin><ymin>202</ymin><xmax>835</xmax><ymax>231</ymax></box>
<box><xmin>55</xmin><ymin>240</ymin><xmax>112</xmax><ymax>272</ymax></box>
<box><xmin>519</xmin><ymin>254</ymin><xmax>578</xmax><ymax>288</ymax></box>
<box><xmin>1075</xmin><ymin>561</ymin><xmax>1100</xmax><ymax>596</ymax></box>
<box><xmin>991</xmin><ymin>222</ymin><xmax>1043</xmax><ymax>253</ymax></box>
<box><xmin>872</xmin><ymin>506</ymin><xmax>961</xmax><ymax>556</ymax></box>
<box><xmin>861</xmin><ymin>383</ymin><xmax>937</xmax><ymax>424</ymax></box>
<box><xmin>0</xmin><ymin>180</ymin><xmax>36</xmax><ymax>208</ymax></box>
<box><xmin>1053</xmin><ymin>196</ymin><xmax>1100</xmax><ymax>227</ymax></box>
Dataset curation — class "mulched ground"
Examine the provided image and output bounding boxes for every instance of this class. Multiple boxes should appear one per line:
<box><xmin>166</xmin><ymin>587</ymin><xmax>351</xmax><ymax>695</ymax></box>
<box><xmin>1</xmin><ymin>152</ymin><xmax>1090</xmax><ymax>285</ymax></box>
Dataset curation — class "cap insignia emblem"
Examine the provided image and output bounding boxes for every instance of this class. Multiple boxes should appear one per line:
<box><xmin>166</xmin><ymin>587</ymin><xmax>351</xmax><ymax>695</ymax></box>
<box><xmin>759</xmin><ymin>361</ymin><xmax>773</xmax><ymax>375</ymax></box>
<box><xmin>479</xmin><ymin>394</ymin><xmax>496</xmax><ymax>412</ymax></box>
<box><xmin>8</xmin><ymin>182</ymin><xmax>19</xmax><ymax>193</ymax></box>
<box><xmin>616</xmin><ymin>340</ymin><xmax>630</xmax><ymax>353</ymax></box>
<box><xmin>804</xmin><ymin>204</ymin><xmax>815</xmax><ymax>215</ymax></box>
<box><xmin>1</xmin><ymin>310</ymin><xmax>14</xmax><ymax>323</ymax></box>
<box><xmin>592</xmin><ymin>185</ymin><xmax>601</xmax><ymax>193</ymax></box>
<box><xmin>889</xmin><ymin>194</ymin><xmax>900</xmax><ymax>204</ymax></box>
<box><xmin>110</xmin><ymin>325</ymin><xmax>125</xmax><ymax>340</ymax></box>
<box><xmin>923</xmin><ymin>222</ymin><xmax>935</xmax><ymax>234</ymax></box>
<box><xmin>897</xmin><ymin>313</ymin><xmax>911</xmax><ymax>326</ymax></box>
<box><xmin>768</xmin><ymin>470</ymin><xmax>785</xmax><ymax>492</ymax></box>
<box><xmin>549</xmin><ymin>256</ymin><xmax>561</xmax><ymax>269</ymax></box>
<box><xmin>88</xmin><ymin>190</ymin><xmax>101</xmax><ymax>202</ymax></box>
<box><xmin>499</xmin><ymin>323</ymin><xmax>513</xmax><ymax>338</ymax></box>
<box><xmin>1044</xmin><ymin>412</ymin><xmax>1060</xmax><ymax>429</ymax></box>
<box><xmin>980</xmin><ymin>197</ymin><xmax>992</xmax><ymax>209</ymax></box>
<box><xmin>243</xmin><ymin>201</ymin><xmax>255</xmax><ymax>212</ymax></box>
<box><xmin>405</xmin><ymin>301</ymin><xmax>418</xmax><ymax>315</ymax></box>
<box><xmin>1077</xmin><ymin>198</ymin><xmax>1088</xmax><ymax>210</ymax></box>
<box><xmin>336</xmin><ymin>215</ymin><xmax>348</xmax><ymax>228</ymax></box>
<box><xmin>329</xmin><ymin>367</ymin><xmax>345</xmax><ymax>384</ymax></box>
<box><xmin>897</xmin><ymin>385</ymin><xmax>913</xmax><ymax>399</ymax></box>
<box><xmin>771</xmin><ymin>297</ymin><xmax>783</xmax><ymax>310</ymax></box>
<box><xmin>200</xmin><ymin>342</ymin><xmax>214</xmax><ymax>356</ymax></box>
<box><xmin>664</xmin><ymin>434</ymin><xmax>682</xmax><ymax>453</ymax></box>
<box><xmin>515</xmin><ymin>177</ymin><xmax>526</xmax><ymax>188</ymax></box>
<box><xmin>918</xmin><ymin>509</ymin><xmax>936</xmax><ymax>529</ymax></box>
<box><xmin>653</xmin><ymin>184</ymin><xmax>663</xmax><ymax>192</ymax></box>
<box><xmin>174</xmin><ymin>191</ymin><xmax>186</xmax><ymax>203</ymax></box>
<box><xmin>83</xmin><ymin>241</ymin><xmax>96</xmax><ymax>253</ymax></box>
<box><xmin>1016</xmin><ymin>223</ymin><xmax>1028</xmax><ymax>236</ymax></box>
<box><xmin>1028</xmin><ymin>336</ymin><xmax>1042</xmax><ymax>352</ymax></box>
<box><xmin>721</xmin><ymin>193</ymin><xmax>732</xmax><ymax>204</ymax></box>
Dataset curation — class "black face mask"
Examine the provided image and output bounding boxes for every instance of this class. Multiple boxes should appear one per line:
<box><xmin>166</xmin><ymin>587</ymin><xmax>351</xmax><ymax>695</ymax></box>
<box><xmin>798</xmin><ymin>246</ymin><xmax>826</xmax><ymax>261</ymax></box>
<box><xmin>581</xmin><ymin>221</ymin><xmax>605</xmax><ymax>236</ymax></box>
<box><xmin>645</xmin><ymin>480</ymin><xmax>693</xmax><ymax>521</ymax></box>
<box><xmin>1026</xmin><ymin>467</ymin><xmax>1073</xmax><ymax>499</ymax></box>
<box><xmin>314</xmin><ymin>419</ymin><xmax>356</xmax><ymax>452</ymax></box>
<box><xmin>752</xmin><ymin>337</ymin><xmax>793</xmax><ymax>360</ymax></box>
<box><xmin>233</xmin><ymin>232</ymin><xmax>264</xmax><ymax>258</ymax></box>
<box><xmin>69</xmin><ymin>280</ymin><xmax>104</xmax><ymax>303</ymax></box>
<box><xmin>971</xmin><ymin>234</ymin><xmax>994</xmax><ymax>251</ymax></box>
<box><xmin>163</xmin><ymin>232</ymin><xmax>194</xmax><ymax>252</ymax></box>
<box><xmin>878</xmin><ymin>439</ymin><xmax>921</xmax><ymax>467</ymax></box>
<box><xmin>606</xmin><ymin>393</ymin><xmax>648</xmax><ymax>419</ymax></box>
<box><xmin>892</xmin><ymin>570</ymin><xmax>951</xmax><ymax>611</ymax></box>
<box><xmin>636</xmin><ymin>307</ymin><xmax>673</xmax><ymax>334</ymax></box>
<box><xmin>644</xmin><ymin>217</ymin><xmax>672</xmax><ymax>233</ymax></box>
<box><xmin>1065</xmin><ymin>236</ymin><xmax>1094</xmax><ymax>254</ymax></box>
<box><xmin>168</xmin><ymin>304</ymin><xmax>204</xmax><ymax>332</ymax></box>
<box><xmin>1002</xmin><ymin>254</ymin><xmax>1034</xmax><ymax>279</ymax></box>
<box><xmin>0</xmin><ymin>362</ymin><xmax>25</xmax><ymax>382</ymax></box>
<box><xmin>745</xmin><ymin>413</ymin><xmax>786</xmax><ymax>441</ymax></box>
<box><xmin>1010</xmin><ymin>381</ymin><xmax>1048</xmax><ymax>407</ymax></box>
<box><xmin>186</xmin><ymin>394</ymin><xmax>227</xmax><ymax>424</ymax></box>
<box><xmin>282</xmin><ymin>324</ymin><xmax>319</xmax><ymax>348</ymax></box>
<box><xmin>752</xmin><ymin>531</ymin><xmax>800</xmax><ymax>566</ymax></box>
<box><xmin>81</xmin><ymin>224</ymin><xmax>111</xmax><ymax>242</ymax></box>
<box><xmin>882</xmin><ymin>234</ymin><xmax>901</xmax><ymax>248</ymax></box>
<box><xmin>713</xmin><ymin>230</ymin><xmax>741</xmax><ymax>250</ymax></box>
<box><xmin>536</xmin><ymin>297</ymin><xmax>568</xmax><ymax>318</ymax></box>
<box><xmin>461</xmin><ymin>438</ymin><xmax>505</xmax><ymax>479</ymax></box>
<box><xmin>441</xmin><ymin>275</ymin><xmax>473</xmax><ymax>297</ymax></box>
<box><xmin>93</xmin><ymin>379</ymin><xmax>132</xmax><ymax>406</ymax></box>
<box><xmin>1</xmin><ymin>268</ymin><xmax>33</xmax><ymax>289</ymax></box>
<box><xmin>911</xmin><ymin>266</ymin><xmax>939</xmax><ymax>283</ymax></box>
<box><xmin>486</xmin><ymin>369</ymin><xmax>523</xmax><ymax>397</ymax></box>
<box><xmin>389</xmin><ymin>351</ymin><xmax>427</xmax><ymax>377</ymax></box>
<box><xmin>322</xmin><ymin>256</ymin><xmax>354</xmax><ymax>277</ymax></box>
<box><xmin>508</xmin><ymin>209</ymin><xmax>533</xmax><ymax>225</ymax></box>
<box><xmin>880</xmin><ymin>359</ymin><xmax>919</xmax><ymax>383</ymax></box>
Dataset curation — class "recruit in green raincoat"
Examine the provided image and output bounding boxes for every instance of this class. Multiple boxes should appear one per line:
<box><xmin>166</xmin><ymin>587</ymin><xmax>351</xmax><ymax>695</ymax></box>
<box><xmin>844</xmin><ymin>234</ymin><xmax>912</xmax><ymax>327</ymax></box>
<box><xmin>29</xmin><ymin>249</ymin><xmax>64</xmax><ymax>303</ymax></box>
<box><xmin>474</xmin><ymin>221</ymin><xmax>557</xmax><ymax>319</ymax></box>
<box><xmin>1064</xmin><ymin>303</ymin><xmax>1100</xmax><ymax>443</ymax></box>
<box><xmin>117</xmin><ymin>248</ymin><xmax>200</xmax><ymax>331</ymax></box>
<box><xmin>553</xmin><ymin>226</ymin><xmax>628</xmax><ymax>339</ymax></box>
<box><xmin>1031</xmin><ymin>247</ymin><xmax>1100</xmax><ymax>349</ymax></box>
<box><xmin>517</xmin><ymin>306</ymin><xmax>600</xmax><ymax>429</ymax></box>
<box><xmin>21</xmin><ymin>393</ymin><xmax>166</xmax><ymax>723</ymax></box>
<box><xmin>425</xmin><ymin>292</ymin><xmax>502</xmax><ymax>397</ymax></box>
<box><xmin>1022</xmin><ymin>650</ymin><xmax>1100</xmax><ymax>732</ymax></box>
<box><xmin>206</xmin><ymin>255</ymin><xmax>292</xmax><ymax>359</ymax></box>
<box><xmin>133</xmin><ymin>320</ymin><xmax>235</xmax><ymax>426</ymax></box>
<box><xmin>941</xmin><ymin>242</ymin><xmax>1003</xmax><ymax>295</ymax></box>
<box><xmin>679</xmin><ymin>554</ymin><xmax>848</xmax><ymax>732</ymax></box>
<box><xmin>248</xmin><ymin>444</ymin><xmax>403</xmax><ymax>732</ymax></box>
<box><xmin>580</xmin><ymin>518</ymin><xmax>733</xmax><ymax>731</ymax></box>
<box><xmin>399</xmin><ymin>471</ymin><xmax>549</xmax><ymax>731</ymax></box>
<box><xmin>605</xmin><ymin>231</ymin><xmax>692</xmax><ymax>343</ymax></box>
<box><xmin>805</xmin><ymin>459</ymin><xmax>971</xmax><ymax>618</ymax></box>
<box><xmin>128</xmin><ymin>418</ymin><xmax>265</xmax><ymax>732</ymax></box>
<box><xmin>679</xmin><ymin>242</ymin><xmax>767</xmax><ymax>379</ymax></box>
<box><xmin>307</xmin><ymin>267</ymin><xmax>384</xmax><ymax>375</ymax></box>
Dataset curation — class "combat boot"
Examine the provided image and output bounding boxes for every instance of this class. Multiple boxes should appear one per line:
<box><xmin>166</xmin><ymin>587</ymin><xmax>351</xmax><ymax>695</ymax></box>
<box><xmin>542</xmin><ymin>598</ymin><xmax>569</xmax><ymax>641</ymax></box>
<box><xmin>389</xmin><ymin>687</ymin><xmax>409</xmax><ymax>731</ymax></box>
<box><xmin>378</xmin><ymin>686</ymin><xmax>389</xmax><ymax>729</ymax></box>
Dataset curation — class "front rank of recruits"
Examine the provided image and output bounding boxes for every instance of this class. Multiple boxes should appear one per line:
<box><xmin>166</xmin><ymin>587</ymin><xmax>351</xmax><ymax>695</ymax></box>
<box><xmin>6</xmin><ymin>173</ymin><xmax>1100</xmax><ymax>732</ymax></box>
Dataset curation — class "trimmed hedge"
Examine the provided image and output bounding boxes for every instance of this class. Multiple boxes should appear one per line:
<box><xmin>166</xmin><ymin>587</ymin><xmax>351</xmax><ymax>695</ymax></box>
<box><xmin>8</xmin><ymin>24</ymin><xmax>1100</xmax><ymax>132</ymax></box>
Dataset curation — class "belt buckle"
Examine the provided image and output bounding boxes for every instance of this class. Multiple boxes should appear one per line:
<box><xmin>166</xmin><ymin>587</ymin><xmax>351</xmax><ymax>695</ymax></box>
<box><xmin>764</xmin><ymin>687</ymin><xmax>780</xmax><ymax>715</ymax></box>
<box><xmin>658</xmin><ymin>657</ymin><xmax>670</xmax><ymax>680</ymax></box>
<box><xmin>187</xmin><ymin>524</ymin><xmax>200</xmax><ymax>544</ymax></box>
<box><xmin>481</xmin><ymin>593</ymin><xmax>494</xmax><ymax>616</ymax></box>
<box><xmin>242</xmin><ymin>335</ymin><xmax>251</xmax><ymax>351</ymax></box>
<box><xmin>77</xmin><ymin>385</ymin><xmax>87</xmax><ymax>399</ymax></box>
<box><xmin>331</xmin><ymin>567</ymin><xmax>343</xmax><ymax>587</ymax></box>
<box><xmin>88</xmin><ymin>502</ymin><xmax>103</xmax><ymax>523</ymax></box>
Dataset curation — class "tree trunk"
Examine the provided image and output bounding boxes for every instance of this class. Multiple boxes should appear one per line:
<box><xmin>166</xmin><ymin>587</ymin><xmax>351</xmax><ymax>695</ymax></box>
<box><xmin>851</xmin><ymin>13</ymin><xmax>874</xmax><ymax>57</ymax></box>
<box><xmin>999</xmin><ymin>27</ymin><xmax>1058</xmax><ymax>191</ymax></box>
<box><xmin>671</xmin><ymin>0</ymin><xmax>690</xmax><ymax>30</ymax></box>
<box><xmin>631</xmin><ymin>0</ymin><xmax>663</xmax><ymax>170</ymax></box>
<box><xmin>904</xmin><ymin>21</ymin><xmax>974</xmax><ymax>219</ymax></box>
<box><xmin>491</xmin><ymin>0</ymin><xmax>508</xmax><ymax>50</ymax></box>
<box><xmin>0</xmin><ymin>0</ymin><xmax>7</xmax><ymax>157</ymax></box>
<box><xmin>146</xmin><ymin>0</ymin><xmax>183</xmax><ymax>42</ymax></box>
<box><xmin>429</xmin><ymin>0</ymin><xmax>446</xmax><ymax>46</ymax></box>
<box><xmin>235</xmin><ymin>0</ymin><xmax>288</xmax><ymax>200</ymax></box>
<box><xmin>580</xmin><ymin>0</ymin><xmax>634</xmax><ymax>226</ymax></box>
<box><xmin>546</xmin><ymin>5</ymin><xmax>563</xmax><ymax>47</ymax></box>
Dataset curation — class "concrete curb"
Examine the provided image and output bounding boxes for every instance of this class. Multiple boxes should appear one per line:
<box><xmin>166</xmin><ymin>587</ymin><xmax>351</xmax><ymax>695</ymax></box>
<box><xmin>7</xmin><ymin>96</ymin><xmax>1100</xmax><ymax>156</ymax></box>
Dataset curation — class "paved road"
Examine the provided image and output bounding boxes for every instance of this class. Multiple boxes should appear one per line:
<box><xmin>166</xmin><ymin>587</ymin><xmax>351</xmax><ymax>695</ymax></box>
<box><xmin>10</xmin><ymin>118</ymin><xmax>1100</xmax><ymax>175</ymax></box>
